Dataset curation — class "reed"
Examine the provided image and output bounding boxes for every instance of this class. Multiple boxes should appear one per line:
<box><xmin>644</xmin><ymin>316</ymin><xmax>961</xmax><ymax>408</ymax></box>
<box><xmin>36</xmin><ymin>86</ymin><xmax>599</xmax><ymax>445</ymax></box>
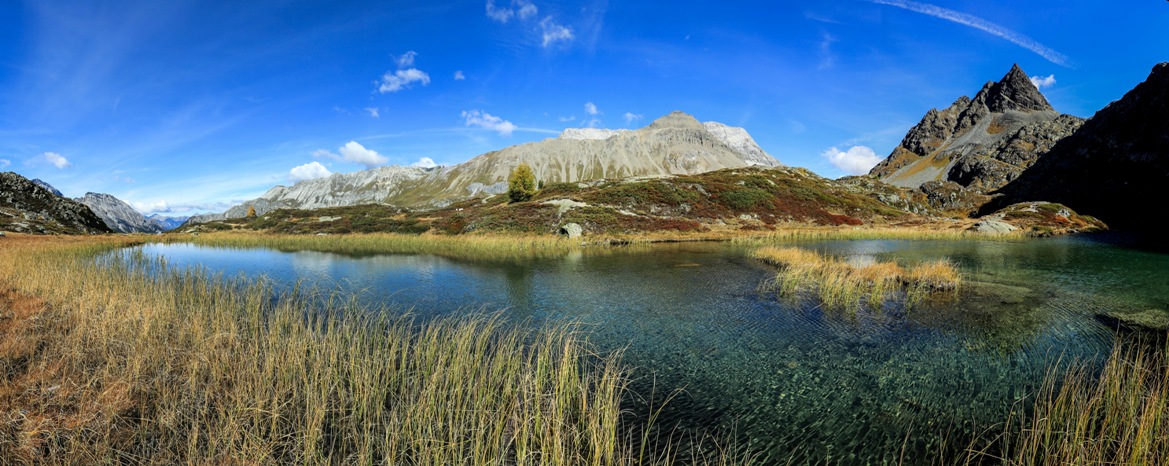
<box><xmin>979</xmin><ymin>340</ymin><xmax>1169</xmax><ymax>465</ymax></box>
<box><xmin>166</xmin><ymin>231</ymin><xmax>583</xmax><ymax>261</ymax></box>
<box><xmin>0</xmin><ymin>235</ymin><xmax>753</xmax><ymax>465</ymax></box>
<box><xmin>751</xmin><ymin>246</ymin><xmax>961</xmax><ymax>310</ymax></box>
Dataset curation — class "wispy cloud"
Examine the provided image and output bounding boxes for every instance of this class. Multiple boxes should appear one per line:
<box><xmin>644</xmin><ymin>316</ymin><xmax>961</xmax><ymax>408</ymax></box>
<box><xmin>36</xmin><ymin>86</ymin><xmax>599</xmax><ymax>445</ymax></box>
<box><xmin>821</xmin><ymin>146</ymin><xmax>882</xmax><ymax>175</ymax></box>
<box><xmin>540</xmin><ymin>17</ymin><xmax>574</xmax><ymax>47</ymax></box>
<box><xmin>289</xmin><ymin>161</ymin><xmax>332</xmax><ymax>182</ymax></box>
<box><xmin>584</xmin><ymin>102</ymin><xmax>599</xmax><ymax>115</ymax></box>
<box><xmin>486</xmin><ymin>0</ymin><xmax>537</xmax><ymax>23</ymax></box>
<box><xmin>411</xmin><ymin>157</ymin><xmax>438</xmax><ymax>168</ymax></box>
<box><xmin>453</xmin><ymin>70</ymin><xmax>466</xmax><ymax>80</ymax></box>
<box><xmin>1030</xmin><ymin>74</ymin><xmax>1056</xmax><ymax>89</ymax></box>
<box><xmin>623</xmin><ymin>112</ymin><xmax>643</xmax><ymax>125</ymax></box>
<box><xmin>314</xmin><ymin>141</ymin><xmax>389</xmax><ymax>168</ymax></box>
<box><xmin>462</xmin><ymin>110</ymin><xmax>518</xmax><ymax>136</ymax></box>
<box><xmin>817</xmin><ymin>31</ymin><xmax>837</xmax><ymax>70</ymax></box>
<box><xmin>0</xmin><ymin>159</ymin><xmax>10</xmax><ymax>169</ymax></box>
<box><xmin>378</xmin><ymin>51</ymin><xmax>431</xmax><ymax>93</ymax></box>
<box><xmin>870</xmin><ymin>0</ymin><xmax>1072</xmax><ymax>67</ymax></box>
<box><xmin>365</xmin><ymin>107</ymin><xmax>379</xmax><ymax>118</ymax></box>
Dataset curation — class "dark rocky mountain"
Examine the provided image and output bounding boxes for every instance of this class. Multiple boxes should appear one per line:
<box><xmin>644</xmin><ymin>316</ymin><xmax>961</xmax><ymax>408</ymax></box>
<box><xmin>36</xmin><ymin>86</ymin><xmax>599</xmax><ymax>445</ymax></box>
<box><xmin>0</xmin><ymin>172</ymin><xmax>111</xmax><ymax>234</ymax></box>
<box><xmin>989</xmin><ymin>62</ymin><xmax>1169</xmax><ymax>231</ymax></box>
<box><xmin>870</xmin><ymin>64</ymin><xmax>1083</xmax><ymax>193</ymax></box>
<box><xmin>75</xmin><ymin>192</ymin><xmax>166</xmax><ymax>233</ymax></box>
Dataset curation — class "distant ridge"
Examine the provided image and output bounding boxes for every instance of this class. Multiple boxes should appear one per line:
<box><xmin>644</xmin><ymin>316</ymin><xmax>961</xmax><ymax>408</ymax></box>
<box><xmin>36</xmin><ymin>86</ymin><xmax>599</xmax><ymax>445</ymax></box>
<box><xmin>192</xmin><ymin>111</ymin><xmax>782</xmax><ymax>223</ymax></box>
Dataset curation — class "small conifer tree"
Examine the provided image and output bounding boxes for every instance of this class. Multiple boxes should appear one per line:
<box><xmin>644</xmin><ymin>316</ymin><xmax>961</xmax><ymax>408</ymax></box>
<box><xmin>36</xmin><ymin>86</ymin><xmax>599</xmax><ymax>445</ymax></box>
<box><xmin>507</xmin><ymin>163</ymin><xmax>537</xmax><ymax>202</ymax></box>
<box><xmin>246</xmin><ymin>205</ymin><xmax>257</xmax><ymax>219</ymax></box>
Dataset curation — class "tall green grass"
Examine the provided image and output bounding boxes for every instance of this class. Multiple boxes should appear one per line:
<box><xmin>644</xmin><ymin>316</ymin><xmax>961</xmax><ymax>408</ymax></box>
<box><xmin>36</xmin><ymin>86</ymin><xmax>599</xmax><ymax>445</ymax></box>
<box><xmin>0</xmin><ymin>236</ymin><xmax>753</xmax><ymax>465</ymax></box>
<box><xmin>733</xmin><ymin>227</ymin><xmax>1027</xmax><ymax>245</ymax></box>
<box><xmin>751</xmin><ymin>246</ymin><xmax>961</xmax><ymax>310</ymax></box>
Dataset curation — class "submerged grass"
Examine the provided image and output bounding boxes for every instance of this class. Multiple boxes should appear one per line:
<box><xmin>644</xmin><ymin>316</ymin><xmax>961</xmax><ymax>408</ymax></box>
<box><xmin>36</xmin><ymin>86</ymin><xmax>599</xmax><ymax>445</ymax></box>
<box><xmin>0</xmin><ymin>235</ymin><xmax>753</xmax><ymax>465</ymax></box>
<box><xmin>751</xmin><ymin>246</ymin><xmax>960</xmax><ymax>310</ymax></box>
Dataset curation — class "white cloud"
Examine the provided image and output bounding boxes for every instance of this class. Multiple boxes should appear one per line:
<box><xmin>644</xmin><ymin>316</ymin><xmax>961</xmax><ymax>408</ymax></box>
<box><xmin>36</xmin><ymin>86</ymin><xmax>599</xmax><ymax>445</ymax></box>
<box><xmin>623</xmin><ymin>112</ymin><xmax>643</xmax><ymax>125</ymax></box>
<box><xmin>289</xmin><ymin>161</ymin><xmax>333</xmax><ymax>182</ymax></box>
<box><xmin>486</xmin><ymin>0</ymin><xmax>537</xmax><ymax>23</ymax></box>
<box><xmin>0</xmin><ymin>159</ymin><xmax>9</xmax><ymax>169</ymax></box>
<box><xmin>338</xmin><ymin>141</ymin><xmax>389</xmax><ymax>167</ymax></box>
<box><xmin>1029</xmin><ymin>74</ymin><xmax>1056</xmax><ymax>89</ymax></box>
<box><xmin>870</xmin><ymin>0</ymin><xmax>1072</xmax><ymax>67</ymax></box>
<box><xmin>39</xmin><ymin>152</ymin><xmax>72</xmax><ymax>169</ymax></box>
<box><xmin>314</xmin><ymin>142</ymin><xmax>389</xmax><ymax>168</ymax></box>
<box><xmin>558</xmin><ymin>115</ymin><xmax>576</xmax><ymax>122</ymax></box>
<box><xmin>584</xmin><ymin>118</ymin><xmax>601</xmax><ymax>128</ymax></box>
<box><xmin>378</xmin><ymin>68</ymin><xmax>430</xmax><ymax>93</ymax></box>
<box><xmin>396</xmin><ymin>50</ymin><xmax>418</xmax><ymax>68</ymax></box>
<box><xmin>462</xmin><ymin>110</ymin><xmax>518</xmax><ymax>136</ymax></box>
<box><xmin>365</xmin><ymin>107</ymin><xmax>380</xmax><ymax>118</ymax></box>
<box><xmin>454</xmin><ymin>70</ymin><xmax>466</xmax><ymax>80</ymax></box>
<box><xmin>132</xmin><ymin>200</ymin><xmax>171</xmax><ymax>214</ymax></box>
<box><xmin>821</xmin><ymin>146</ymin><xmax>882</xmax><ymax>175</ymax></box>
<box><xmin>584</xmin><ymin>101</ymin><xmax>599</xmax><ymax>115</ymax></box>
<box><xmin>411</xmin><ymin>157</ymin><xmax>438</xmax><ymax>168</ymax></box>
<box><xmin>540</xmin><ymin>17</ymin><xmax>574</xmax><ymax>47</ymax></box>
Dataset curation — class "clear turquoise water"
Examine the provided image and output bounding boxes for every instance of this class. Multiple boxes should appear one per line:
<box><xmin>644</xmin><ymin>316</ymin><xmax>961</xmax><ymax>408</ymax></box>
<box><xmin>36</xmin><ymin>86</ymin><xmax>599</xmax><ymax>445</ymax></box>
<box><xmin>119</xmin><ymin>236</ymin><xmax>1169</xmax><ymax>464</ymax></box>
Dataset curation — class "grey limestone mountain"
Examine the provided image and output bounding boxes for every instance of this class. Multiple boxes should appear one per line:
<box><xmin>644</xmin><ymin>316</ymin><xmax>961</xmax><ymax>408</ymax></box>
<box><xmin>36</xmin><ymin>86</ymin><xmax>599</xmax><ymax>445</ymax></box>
<box><xmin>196</xmin><ymin>111</ymin><xmax>782</xmax><ymax>221</ymax></box>
<box><xmin>0</xmin><ymin>172</ymin><xmax>111</xmax><ymax>234</ymax></box>
<box><xmin>75</xmin><ymin>192</ymin><xmax>166</xmax><ymax>233</ymax></box>
<box><xmin>146</xmin><ymin>214</ymin><xmax>191</xmax><ymax>231</ymax></box>
<box><xmin>869</xmin><ymin>64</ymin><xmax>1083</xmax><ymax>192</ymax></box>
<box><xmin>31</xmin><ymin>178</ymin><xmax>64</xmax><ymax>197</ymax></box>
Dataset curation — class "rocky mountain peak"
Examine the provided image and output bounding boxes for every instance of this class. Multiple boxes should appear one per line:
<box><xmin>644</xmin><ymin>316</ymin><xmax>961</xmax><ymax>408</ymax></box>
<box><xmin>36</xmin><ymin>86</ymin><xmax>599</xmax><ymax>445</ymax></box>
<box><xmin>75</xmin><ymin>192</ymin><xmax>165</xmax><ymax>233</ymax></box>
<box><xmin>1</xmin><ymin>171</ymin><xmax>111</xmax><ymax>234</ymax></box>
<box><xmin>978</xmin><ymin>63</ymin><xmax>1053</xmax><ymax>113</ymax></box>
<box><xmin>648</xmin><ymin>111</ymin><xmax>705</xmax><ymax>131</ymax></box>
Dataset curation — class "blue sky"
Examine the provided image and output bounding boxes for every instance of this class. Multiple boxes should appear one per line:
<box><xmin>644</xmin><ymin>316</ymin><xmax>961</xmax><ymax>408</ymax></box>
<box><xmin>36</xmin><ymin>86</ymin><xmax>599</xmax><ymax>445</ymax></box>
<box><xmin>1</xmin><ymin>0</ymin><xmax>1165</xmax><ymax>216</ymax></box>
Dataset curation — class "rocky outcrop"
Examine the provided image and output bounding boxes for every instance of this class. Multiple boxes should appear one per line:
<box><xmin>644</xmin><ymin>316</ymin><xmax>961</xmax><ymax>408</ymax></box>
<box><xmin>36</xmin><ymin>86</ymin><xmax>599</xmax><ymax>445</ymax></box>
<box><xmin>1096</xmin><ymin>309</ymin><xmax>1169</xmax><ymax>334</ymax></box>
<box><xmin>870</xmin><ymin>65</ymin><xmax>1082</xmax><ymax>191</ymax></box>
<box><xmin>195</xmin><ymin>112</ymin><xmax>782</xmax><ymax>222</ymax></box>
<box><xmin>31</xmin><ymin>179</ymin><xmax>63</xmax><ymax>196</ymax></box>
<box><xmin>991</xmin><ymin>63</ymin><xmax>1169</xmax><ymax>232</ymax></box>
<box><xmin>75</xmin><ymin>192</ymin><xmax>165</xmax><ymax>233</ymax></box>
<box><xmin>0</xmin><ymin>172</ymin><xmax>111</xmax><ymax>234</ymax></box>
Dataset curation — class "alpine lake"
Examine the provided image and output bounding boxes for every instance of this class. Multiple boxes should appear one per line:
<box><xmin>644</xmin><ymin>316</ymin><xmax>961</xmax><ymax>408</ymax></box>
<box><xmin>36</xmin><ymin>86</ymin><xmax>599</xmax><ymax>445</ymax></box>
<box><xmin>113</xmin><ymin>234</ymin><xmax>1169</xmax><ymax>464</ymax></box>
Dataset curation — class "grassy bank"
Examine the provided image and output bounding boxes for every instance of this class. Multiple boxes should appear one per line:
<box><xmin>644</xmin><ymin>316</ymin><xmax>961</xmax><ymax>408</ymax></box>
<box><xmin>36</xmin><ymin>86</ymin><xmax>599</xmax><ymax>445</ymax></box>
<box><xmin>751</xmin><ymin>246</ymin><xmax>961</xmax><ymax>310</ymax></box>
<box><xmin>0</xmin><ymin>235</ymin><xmax>750</xmax><ymax>465</ymax></box>
<box><xmin>171</xmin><ymin>231</ymin><xmax>584</xmax><ymax>261</ymax></box>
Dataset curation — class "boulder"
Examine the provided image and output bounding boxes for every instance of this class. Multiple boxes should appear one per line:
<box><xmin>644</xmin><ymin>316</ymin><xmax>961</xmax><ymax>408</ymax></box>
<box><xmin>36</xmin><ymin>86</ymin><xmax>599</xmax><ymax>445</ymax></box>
<box><xmin>558</xmin><ymin>222</ymin><xmax>583</xmax><ymax>239</ymax></box>
<box><xmin>971</xmin><ymin>220</ymin><xmax>1018</xmax><ymax>234</ymax></box>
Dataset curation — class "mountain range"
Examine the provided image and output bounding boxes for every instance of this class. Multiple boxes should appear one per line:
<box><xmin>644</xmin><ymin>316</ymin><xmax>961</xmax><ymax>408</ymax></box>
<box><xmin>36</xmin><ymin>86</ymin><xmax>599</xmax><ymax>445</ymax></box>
<box><xmin>189</xmin><ymin>111</ymin><xmax>781</xmax><ymax>223</ymax></box>
<box><xmin>3</xmin><ymin>63</ymin><xmax>1167</xmax><ymax>237</ymax></box>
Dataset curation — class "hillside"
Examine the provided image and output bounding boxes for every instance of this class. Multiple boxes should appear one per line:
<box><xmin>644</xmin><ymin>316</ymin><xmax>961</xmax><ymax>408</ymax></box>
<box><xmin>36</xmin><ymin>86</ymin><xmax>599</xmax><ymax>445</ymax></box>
<box><xmin>0</xmin><ymin>172</ymin><xmax>111</xmax><ymax>234</ymax></box>
<box><xmin>990</xmin><ymin>62</ymin><xmax>1169</xmax><ymax>231</ymax></box>
<box><xmin>193</xmin><ymin>112</ymin><xmax>781</xmax><ymax>223</ymax></box>
<box><xmin>75</xmin><ymin>192</ymin><xmax>166</xmax><ymax>233</ymax></box>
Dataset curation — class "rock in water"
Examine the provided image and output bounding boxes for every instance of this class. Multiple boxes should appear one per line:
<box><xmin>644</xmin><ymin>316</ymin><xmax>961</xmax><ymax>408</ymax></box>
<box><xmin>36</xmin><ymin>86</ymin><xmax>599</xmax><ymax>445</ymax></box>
<box><xmin>559</xmin><ymin>222</ymin><xmax>583</xmax><ymax>239</ymax></box>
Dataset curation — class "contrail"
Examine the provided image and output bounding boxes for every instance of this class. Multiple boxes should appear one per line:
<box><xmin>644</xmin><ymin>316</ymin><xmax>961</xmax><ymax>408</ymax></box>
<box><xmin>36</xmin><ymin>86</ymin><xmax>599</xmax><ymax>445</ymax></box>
<box><xmin>871</xmin><ymin>0</ymin><xmax>1073</xmax><ymax>68</ymax></box>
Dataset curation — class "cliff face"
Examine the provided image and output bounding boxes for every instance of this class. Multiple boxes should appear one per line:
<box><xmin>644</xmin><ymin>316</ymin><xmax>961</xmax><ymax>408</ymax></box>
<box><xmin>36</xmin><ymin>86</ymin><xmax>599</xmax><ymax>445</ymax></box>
<box><xmin>991</xmin><ymin>63</ymin><xmax>1169</xmax><ymax>231</ymax></box>
<box><xmin>197</xmin><ymin>112</ymin><xmax>782</xmax><ymax>221</ymax></box>
<box><xmin>870</xmin><ymin>65</ymin><xmax>1082</xmax><ymax>192</ymax></box>
<box><xmin>75</xmin><ymin>192</ymin><xmax>166</xmax><ymax>233</ymax></box>
<box><xmin>0</xmin><ymin>172</ymin><xmax>111</xmax><ymax>234</ymax></box>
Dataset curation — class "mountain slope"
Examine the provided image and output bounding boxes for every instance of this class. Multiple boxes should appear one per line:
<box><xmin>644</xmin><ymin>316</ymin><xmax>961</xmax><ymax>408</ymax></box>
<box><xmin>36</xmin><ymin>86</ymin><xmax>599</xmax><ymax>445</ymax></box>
<box><xmin>198</xmin><ymin>112</ymin><xmax>781</xmax><ymax>221</ymax></box>
<box><xmin>991</xmin><ymin>62</ymin><xmax>1169</xmax><ymax>231</ymax></box>
<box><xmin>870</xmin><ymin>65</ymin><xmax>1082</xmax><ymax>191</ymax></box>
<box><xmin>147</xmin><ymin>214</ymin><xmax>190</xmax><ymax>231</ymax></box>
<box><xmin>0</xmin><ymin>172</ymin><xmax>111</xmax><ymax>234</ymax></box>
<box><xmin>75</xmin><ymin>192</ymin><xmax>165</xmax><ymax>233</ymax></box>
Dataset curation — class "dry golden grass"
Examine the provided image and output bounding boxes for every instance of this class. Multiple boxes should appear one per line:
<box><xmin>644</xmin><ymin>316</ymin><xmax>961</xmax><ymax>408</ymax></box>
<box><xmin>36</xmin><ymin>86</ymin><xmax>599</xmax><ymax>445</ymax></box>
<box><xmin>751</xmin><ymin>246</ymin><xmax>961</xmax><ymax>310</ymax></box>
<box><xmin>0</xmin><ymin>234</ymin><xmax>754</xmax><ymax>465</ymax></box>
